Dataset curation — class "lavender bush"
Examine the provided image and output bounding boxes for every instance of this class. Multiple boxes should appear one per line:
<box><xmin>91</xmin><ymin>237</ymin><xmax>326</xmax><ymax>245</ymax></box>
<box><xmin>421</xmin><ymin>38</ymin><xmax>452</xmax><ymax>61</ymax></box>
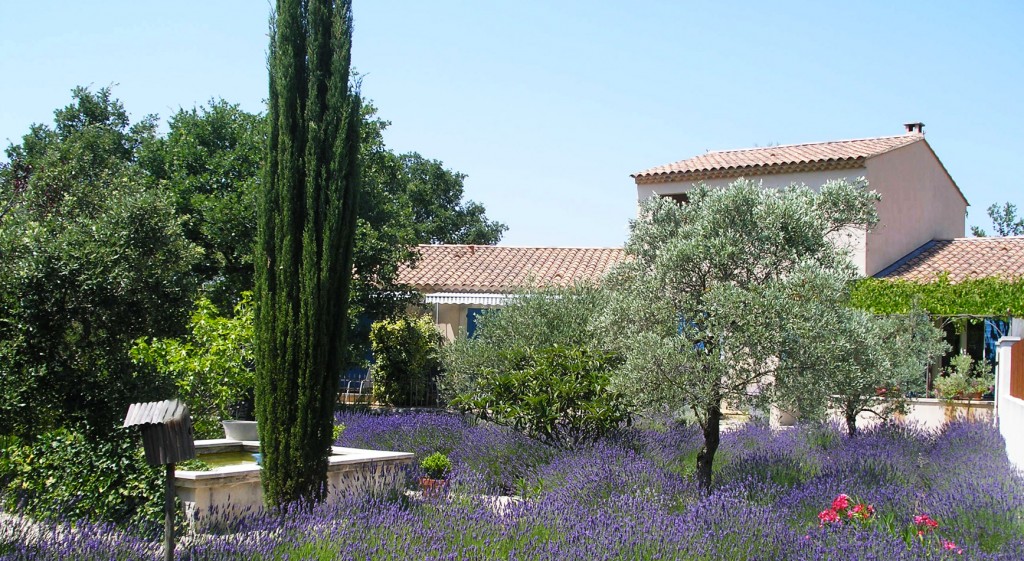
<box><xmin>2</xmin><ymin>415</ymin><xmax>1022</xmax><ymax>560</ymax></box>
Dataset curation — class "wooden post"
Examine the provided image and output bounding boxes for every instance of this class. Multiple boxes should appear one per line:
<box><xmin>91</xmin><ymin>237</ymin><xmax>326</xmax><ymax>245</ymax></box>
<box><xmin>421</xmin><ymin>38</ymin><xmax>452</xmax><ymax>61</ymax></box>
<box><xmin>164</xmin><ymin>462</ymin><xmax>174</xmax><ymax>561</ymax></box>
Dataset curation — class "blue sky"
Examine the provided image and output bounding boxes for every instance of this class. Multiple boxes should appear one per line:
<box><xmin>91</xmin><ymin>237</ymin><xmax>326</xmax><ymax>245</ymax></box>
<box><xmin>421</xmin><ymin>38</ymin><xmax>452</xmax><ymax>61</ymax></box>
<box><xmin>2</xmin><ymin>1</ymin><xmax>1022</xmax><ymax>246</ymax></box>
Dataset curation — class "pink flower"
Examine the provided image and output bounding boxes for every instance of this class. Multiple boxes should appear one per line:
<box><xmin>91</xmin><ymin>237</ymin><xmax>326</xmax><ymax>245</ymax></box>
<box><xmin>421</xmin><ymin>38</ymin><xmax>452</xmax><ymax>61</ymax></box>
<box><xmin>941</xmin><ymin>539</ymin><xmax>963</xmax><ymax>554</ymax></box>
<box><xmin>914</xmin><ymin>514</ymin><xmax>939</xmax><ymax>529</ymax></box>
<box><xmin>831</xmin><ymin>494</ymin><xmax>850</xmax><ymax>511</ymax></box>
<box><xmin>818</xmin><ymin>508</ymin><xmax>840</xmax><ymax>526</ymax></box>
<box><xmin>848</xmin><ymin>503</ymin><xmax>874</xmax><ymax>520</ymax></box>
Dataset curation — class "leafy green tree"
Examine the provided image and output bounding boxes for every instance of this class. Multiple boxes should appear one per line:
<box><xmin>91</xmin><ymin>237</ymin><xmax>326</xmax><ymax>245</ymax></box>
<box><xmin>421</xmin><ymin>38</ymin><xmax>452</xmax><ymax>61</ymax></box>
<box><xmin>131</xmin><ymin>293</ymin><xmax>256</xmax><ymax>439</ymax></box>
<box><xmin>369</xmin><ymin>315</ymin><xmax>443</xmax><ymax>407</ymax></box>
<box><xmin>774</xmin><ymin>286</ymin><xmax>946</xmax><ymax>436</ymax></box>
<box><xmin>0</xmin><ymin>88</ymin><xmax>200</xmax><ymax>438</ymax></box>
<box><xmin>401</xmin><ymin>152</ymin><xmax>506</xmax><ymax>245</ymax></box>
<box><xmin>602</xmin><ymin>179</ymin><xmax>879</xmax><ymax>491</ymax></box>
<box><xmin>971</xmin><ymin>202</ymin><xmax>1024</xmax><ymax>237</ymax></box>
<box><xmin>255</xmin><ymin>0</ymin><xmax>362</xmax><ymax>507</ymax></box>
<box><xmin>139</xmin><ymin>100</ymin><xmax>265</xmax><ymax>309</ymax></box>
<box><xmin>137</xmin><ymin>99</ymin><xmax>505</xmax><ymax>356</ymax></box>
<box><xmin>440</xmin><ymin>285</ymin><xmax>629</xmax><ymax>447</ymax></box>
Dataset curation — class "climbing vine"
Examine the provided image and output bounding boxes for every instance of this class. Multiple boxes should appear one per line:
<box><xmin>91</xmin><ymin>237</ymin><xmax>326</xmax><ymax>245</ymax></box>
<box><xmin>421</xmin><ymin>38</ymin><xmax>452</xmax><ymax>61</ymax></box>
<box><xmin>850</xmin><ymin>274</ymin><xmax>1024</xmax><ymax>317</ymax></box>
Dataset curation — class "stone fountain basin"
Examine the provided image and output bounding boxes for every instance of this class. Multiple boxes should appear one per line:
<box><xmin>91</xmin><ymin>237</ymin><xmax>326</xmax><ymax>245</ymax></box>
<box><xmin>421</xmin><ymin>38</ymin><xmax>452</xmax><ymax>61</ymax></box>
<box><xmin>176</xmin><ymin>439</ymin><xmax>413</xmax><ymax>528</ymax></box>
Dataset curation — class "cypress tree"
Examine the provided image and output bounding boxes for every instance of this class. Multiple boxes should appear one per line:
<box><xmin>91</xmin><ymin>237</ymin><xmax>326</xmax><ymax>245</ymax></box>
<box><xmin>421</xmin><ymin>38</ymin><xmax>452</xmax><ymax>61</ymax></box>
<box><xmin>255</xmin><ymin>0</ymin><xmax>361</xmax><ymax>506</ymax></box>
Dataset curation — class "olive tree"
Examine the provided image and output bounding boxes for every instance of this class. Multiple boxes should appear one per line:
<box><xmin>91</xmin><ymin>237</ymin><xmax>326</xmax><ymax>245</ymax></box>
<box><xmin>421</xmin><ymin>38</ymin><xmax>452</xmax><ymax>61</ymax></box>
<box><xmin>602</xmin><ymin>179</ymin><xmax>879</xmax><ymax>491</ymax></box>
<box><xmin>778</xmin><ymin>302</ymin><xmax>946</xmax><ymax>436</ymax></box>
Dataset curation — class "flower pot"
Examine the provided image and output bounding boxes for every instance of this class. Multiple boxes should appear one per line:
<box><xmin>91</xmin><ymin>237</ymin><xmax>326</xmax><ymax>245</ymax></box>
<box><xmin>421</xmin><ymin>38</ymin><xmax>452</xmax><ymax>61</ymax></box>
<box><xmin>419</xmin><ymin>477</ymin><xmax>447</xmax><ymax>498</ymax></box>
<box><xmin>222</xmin><ymin>420</ymin><xmax>258</xmax><ymax>441</ymax></box>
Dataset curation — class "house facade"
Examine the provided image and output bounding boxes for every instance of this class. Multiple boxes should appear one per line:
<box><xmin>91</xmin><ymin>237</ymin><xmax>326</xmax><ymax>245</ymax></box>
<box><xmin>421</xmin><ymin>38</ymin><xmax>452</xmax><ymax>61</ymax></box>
<box><xmin>632</xmin><ymin>124</ymin><xmax>968</xmax><ymax>276</ymax></box>
<box><xmin>400</xmin><ymin>124</ymin><xmax>1019</xmax><ymax>357</ymax></box>
<box><xmin>397</xmin><ymin>245</ymin><xmax>626</xmax><ymax>340</ymax></box>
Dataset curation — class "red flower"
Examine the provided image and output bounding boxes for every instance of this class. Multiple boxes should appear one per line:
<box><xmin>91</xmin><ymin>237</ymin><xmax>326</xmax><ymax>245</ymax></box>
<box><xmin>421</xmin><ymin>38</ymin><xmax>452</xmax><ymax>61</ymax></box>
<box><xmin>941</xmin><ymin>539</ymin><xmax>963</xmax><ymax>554</ymax></box>
<box><xmin>848</xmin><ymin>503</ymin><xmax>874</xmax><ymax>520</ymax></box>
<box><xmin>831</xmin><ymin>494</ymin><xmax>850</xmax><ymax>511</ymax></box>
<box><xmin>818</xmin><ymin>508</ymin><xmax>840</xmax><ymax>526</ymax></box>
<box><xmin>914</xmin><ymin>514</ymin><xmax>939</xmax><ymax>529</ymax></box>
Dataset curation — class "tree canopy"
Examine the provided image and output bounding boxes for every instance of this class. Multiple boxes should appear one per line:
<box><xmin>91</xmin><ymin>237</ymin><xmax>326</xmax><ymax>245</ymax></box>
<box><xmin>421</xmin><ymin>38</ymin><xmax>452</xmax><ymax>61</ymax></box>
<box><xmin>0</xmin><ymin>88</ymin><xmax>199</xmax><ymax>438</ymax></box>
<box><xmin>602</xmin><ymin>179</ymin><xmax>880</xmax><ymax>490</ymax></box>
<box><xmin>0</xmin><ymin>83</ymin><xmax>505</xmax><ymax>441</ymax></box>
<box><xmin>971</xmin><ymin>202</ymin><xmax>1024</xmax><ymax>237</ymax></box>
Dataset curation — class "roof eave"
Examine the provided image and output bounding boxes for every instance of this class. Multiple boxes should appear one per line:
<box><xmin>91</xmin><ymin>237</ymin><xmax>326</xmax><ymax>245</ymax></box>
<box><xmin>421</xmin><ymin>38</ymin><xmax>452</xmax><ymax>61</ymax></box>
<box><xmin>633</xmin><ymin>158</ymin><xmax>868</xmax><ymax>185</ymax></box>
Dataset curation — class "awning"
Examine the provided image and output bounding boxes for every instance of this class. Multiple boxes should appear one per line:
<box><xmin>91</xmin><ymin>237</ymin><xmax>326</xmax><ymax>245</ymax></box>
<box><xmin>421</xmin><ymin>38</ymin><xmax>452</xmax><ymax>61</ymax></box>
<box><xmin>423</xmin><ymin>292</ymin><xmax>512</xmax><ymax>306</ymax></box>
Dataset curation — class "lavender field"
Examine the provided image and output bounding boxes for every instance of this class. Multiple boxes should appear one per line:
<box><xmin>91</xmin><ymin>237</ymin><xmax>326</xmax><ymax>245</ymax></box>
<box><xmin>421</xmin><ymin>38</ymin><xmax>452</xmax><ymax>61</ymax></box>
<box><xmin>3</xmin><ymin>413</ymin><xmax>1023</xmax><ymax>560</ymax></box>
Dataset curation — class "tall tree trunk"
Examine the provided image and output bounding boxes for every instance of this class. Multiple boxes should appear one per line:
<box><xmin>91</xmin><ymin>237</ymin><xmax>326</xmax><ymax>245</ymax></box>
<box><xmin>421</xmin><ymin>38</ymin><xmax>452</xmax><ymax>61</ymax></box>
<box><xmin>695</xmin><ymin>399</ymin><xmax>721</xmax><ymax>493</ymax></box>
<box><xmin>255</xmin><ymin>0</ymin><xmax>361</xmax><ymax>508</ymax></box>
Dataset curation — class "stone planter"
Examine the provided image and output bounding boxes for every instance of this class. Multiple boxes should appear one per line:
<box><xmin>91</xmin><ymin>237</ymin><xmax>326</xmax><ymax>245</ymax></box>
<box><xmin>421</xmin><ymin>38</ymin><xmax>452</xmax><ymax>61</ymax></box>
<box><xmin>221</xmin><ymin>420</ymin><xmax>258</xmax><ymax>441</ymax></box>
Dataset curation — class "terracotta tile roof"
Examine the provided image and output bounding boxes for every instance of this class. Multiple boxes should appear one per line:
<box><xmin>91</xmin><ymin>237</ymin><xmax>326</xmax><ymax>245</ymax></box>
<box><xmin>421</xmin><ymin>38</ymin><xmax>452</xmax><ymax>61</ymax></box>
<box><xmin>876</xmin><ymin>237</ymin><xmax>1024</xmax><ymax>283</ymax></box>
<box><xmin>633</xmin><ymin>133</ymin><xmax>924</xmax><ymax>184</ymax></box>
<box><xmin>398</xmin><ymin>245</ymin><xmax>628</xmax><ymax>293</ymax></box>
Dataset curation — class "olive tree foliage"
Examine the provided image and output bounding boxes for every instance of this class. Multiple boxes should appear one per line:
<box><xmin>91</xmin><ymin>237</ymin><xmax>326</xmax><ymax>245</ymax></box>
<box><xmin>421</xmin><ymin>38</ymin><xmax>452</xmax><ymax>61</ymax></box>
<box><xmin>772</xmin><ymin>281</ymin><xmax>947</xmax><ymax>436</ymax></box>
<box><xmin>601</xmin><ymin>179</ymin><xmax>879</xmax><ymax>491</ymax></box>
<box><xmin>439</xmin><ymin>284</ymin><xmax>608</xmax><ymax>402</ymax></box>
<box><xmin>970</xmin><ymin>202</ymin><xmax>1024</xmax><ymax>237</ymax></box>
<box><xmin>0</xmin><ymin>87</ymin><xmax>200</xmax><ymax>439</ymax></box>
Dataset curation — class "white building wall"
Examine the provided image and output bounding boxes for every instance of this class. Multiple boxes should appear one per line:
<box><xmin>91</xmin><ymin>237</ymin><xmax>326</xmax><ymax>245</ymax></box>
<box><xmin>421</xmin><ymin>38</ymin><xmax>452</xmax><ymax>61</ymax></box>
<box><xmin>996</xmin><ymin>337</ymin><xmax>1024</xmax><ymax>471</ymax></box>
<box><xmin>864</xmin><ymin>141</ymin><xmax>967</xmax><ymax>276</ymax></box>
<box><xmin>635</xmin><ymin>168</ymin><xmax>870</xmax><ymax>275</ymax></box>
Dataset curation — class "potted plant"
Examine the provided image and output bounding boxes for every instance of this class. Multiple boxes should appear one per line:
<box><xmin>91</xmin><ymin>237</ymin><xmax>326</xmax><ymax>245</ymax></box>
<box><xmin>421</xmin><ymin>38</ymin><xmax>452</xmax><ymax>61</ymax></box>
<box><xmin>935</xmin><ymin>353</ymin><xmax>993</xmax><ymax>421</ymax></box>
<box><xmin>419</xmin><ymin>452</ymin><xmax>452</xmax><ymax>497</ymax></box>
<box><xmin>935</xmin><ymin>354</ymin><xmax>993</xmax><ymax>401</ymax></box>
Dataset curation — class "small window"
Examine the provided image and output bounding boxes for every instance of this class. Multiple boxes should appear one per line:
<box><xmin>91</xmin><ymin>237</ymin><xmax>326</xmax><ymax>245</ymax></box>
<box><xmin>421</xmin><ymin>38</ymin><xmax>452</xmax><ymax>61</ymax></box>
<box><xmin>662</xmin><ymin>193</ymin><xmax>689</xmax><ymax>205</ymax></box>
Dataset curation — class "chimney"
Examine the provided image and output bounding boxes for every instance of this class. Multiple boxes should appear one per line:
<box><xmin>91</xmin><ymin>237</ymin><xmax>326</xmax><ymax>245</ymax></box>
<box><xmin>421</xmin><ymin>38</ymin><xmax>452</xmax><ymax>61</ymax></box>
<box><xmin>903</xmin><ymin>122</ymin><xmax>925</xmax><ymax>134</ymax></box>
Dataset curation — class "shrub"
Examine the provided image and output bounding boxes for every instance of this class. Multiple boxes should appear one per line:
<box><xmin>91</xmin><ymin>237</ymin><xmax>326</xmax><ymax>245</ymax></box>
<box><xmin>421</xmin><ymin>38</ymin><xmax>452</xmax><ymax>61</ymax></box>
<box><xmin>369</xmin><ymin>315</ymin><xmax>442</xmax><ymax>407</ymax></box>
<box><xmin>420</xmin><ymin>452</ymin><xmax>452</xmax><ymax>479</ymax></box>
<box><xmin>453</xmin><ymin>345</ymin><xmax>631</xmax><ymax>448</ymax></box>
<box><xmin>130</xmin><ymin>292</ymin><xmax>255</xmax><ymax>438</ymax></box>
<box><xmin>0</xmin><ymin>426</ymin><xmax>163</xmax><ymax>527</ymax></box>
<box><xmin>439</xmin><ymin>285</ymin><xmax>606</xmax><ymax>403</ymax></box>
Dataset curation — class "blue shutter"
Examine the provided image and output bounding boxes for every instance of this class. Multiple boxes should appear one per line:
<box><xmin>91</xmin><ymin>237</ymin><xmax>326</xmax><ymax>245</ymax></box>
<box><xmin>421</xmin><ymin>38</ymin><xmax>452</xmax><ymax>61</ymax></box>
<box><xmin>466</xmin><ymin>308</ymin><xmax>486</xmax><ymax>338</ymax></box>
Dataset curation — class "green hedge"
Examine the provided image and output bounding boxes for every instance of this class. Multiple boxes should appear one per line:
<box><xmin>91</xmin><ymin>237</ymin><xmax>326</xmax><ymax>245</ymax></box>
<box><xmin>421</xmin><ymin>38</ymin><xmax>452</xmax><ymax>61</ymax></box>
<box><xmin>0</xmin><ymin>427</ymin><xmax>163</xmax><ymax>527</ymax></box>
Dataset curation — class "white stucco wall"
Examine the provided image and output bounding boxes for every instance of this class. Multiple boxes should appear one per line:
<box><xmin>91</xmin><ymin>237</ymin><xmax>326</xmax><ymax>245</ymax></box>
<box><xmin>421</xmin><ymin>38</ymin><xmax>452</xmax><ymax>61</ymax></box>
<box><xmin>635</xmin><ymin>168</ymin><xmax>870</xmax><ymax>275</ymax></box>
<box><xmin>817</xmin><ymin>398</ymin><xmax>993</xmax><ymax>431</ymax></box>
<box><xmin>996</xmin><ymin>337</ymin><xmax>1024</xmax><ymax>471</ymax></box>
<box><xmin>864</xmin><ymin>141</ymin><xmax>967</xmax><ymax>276</ymax></box>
